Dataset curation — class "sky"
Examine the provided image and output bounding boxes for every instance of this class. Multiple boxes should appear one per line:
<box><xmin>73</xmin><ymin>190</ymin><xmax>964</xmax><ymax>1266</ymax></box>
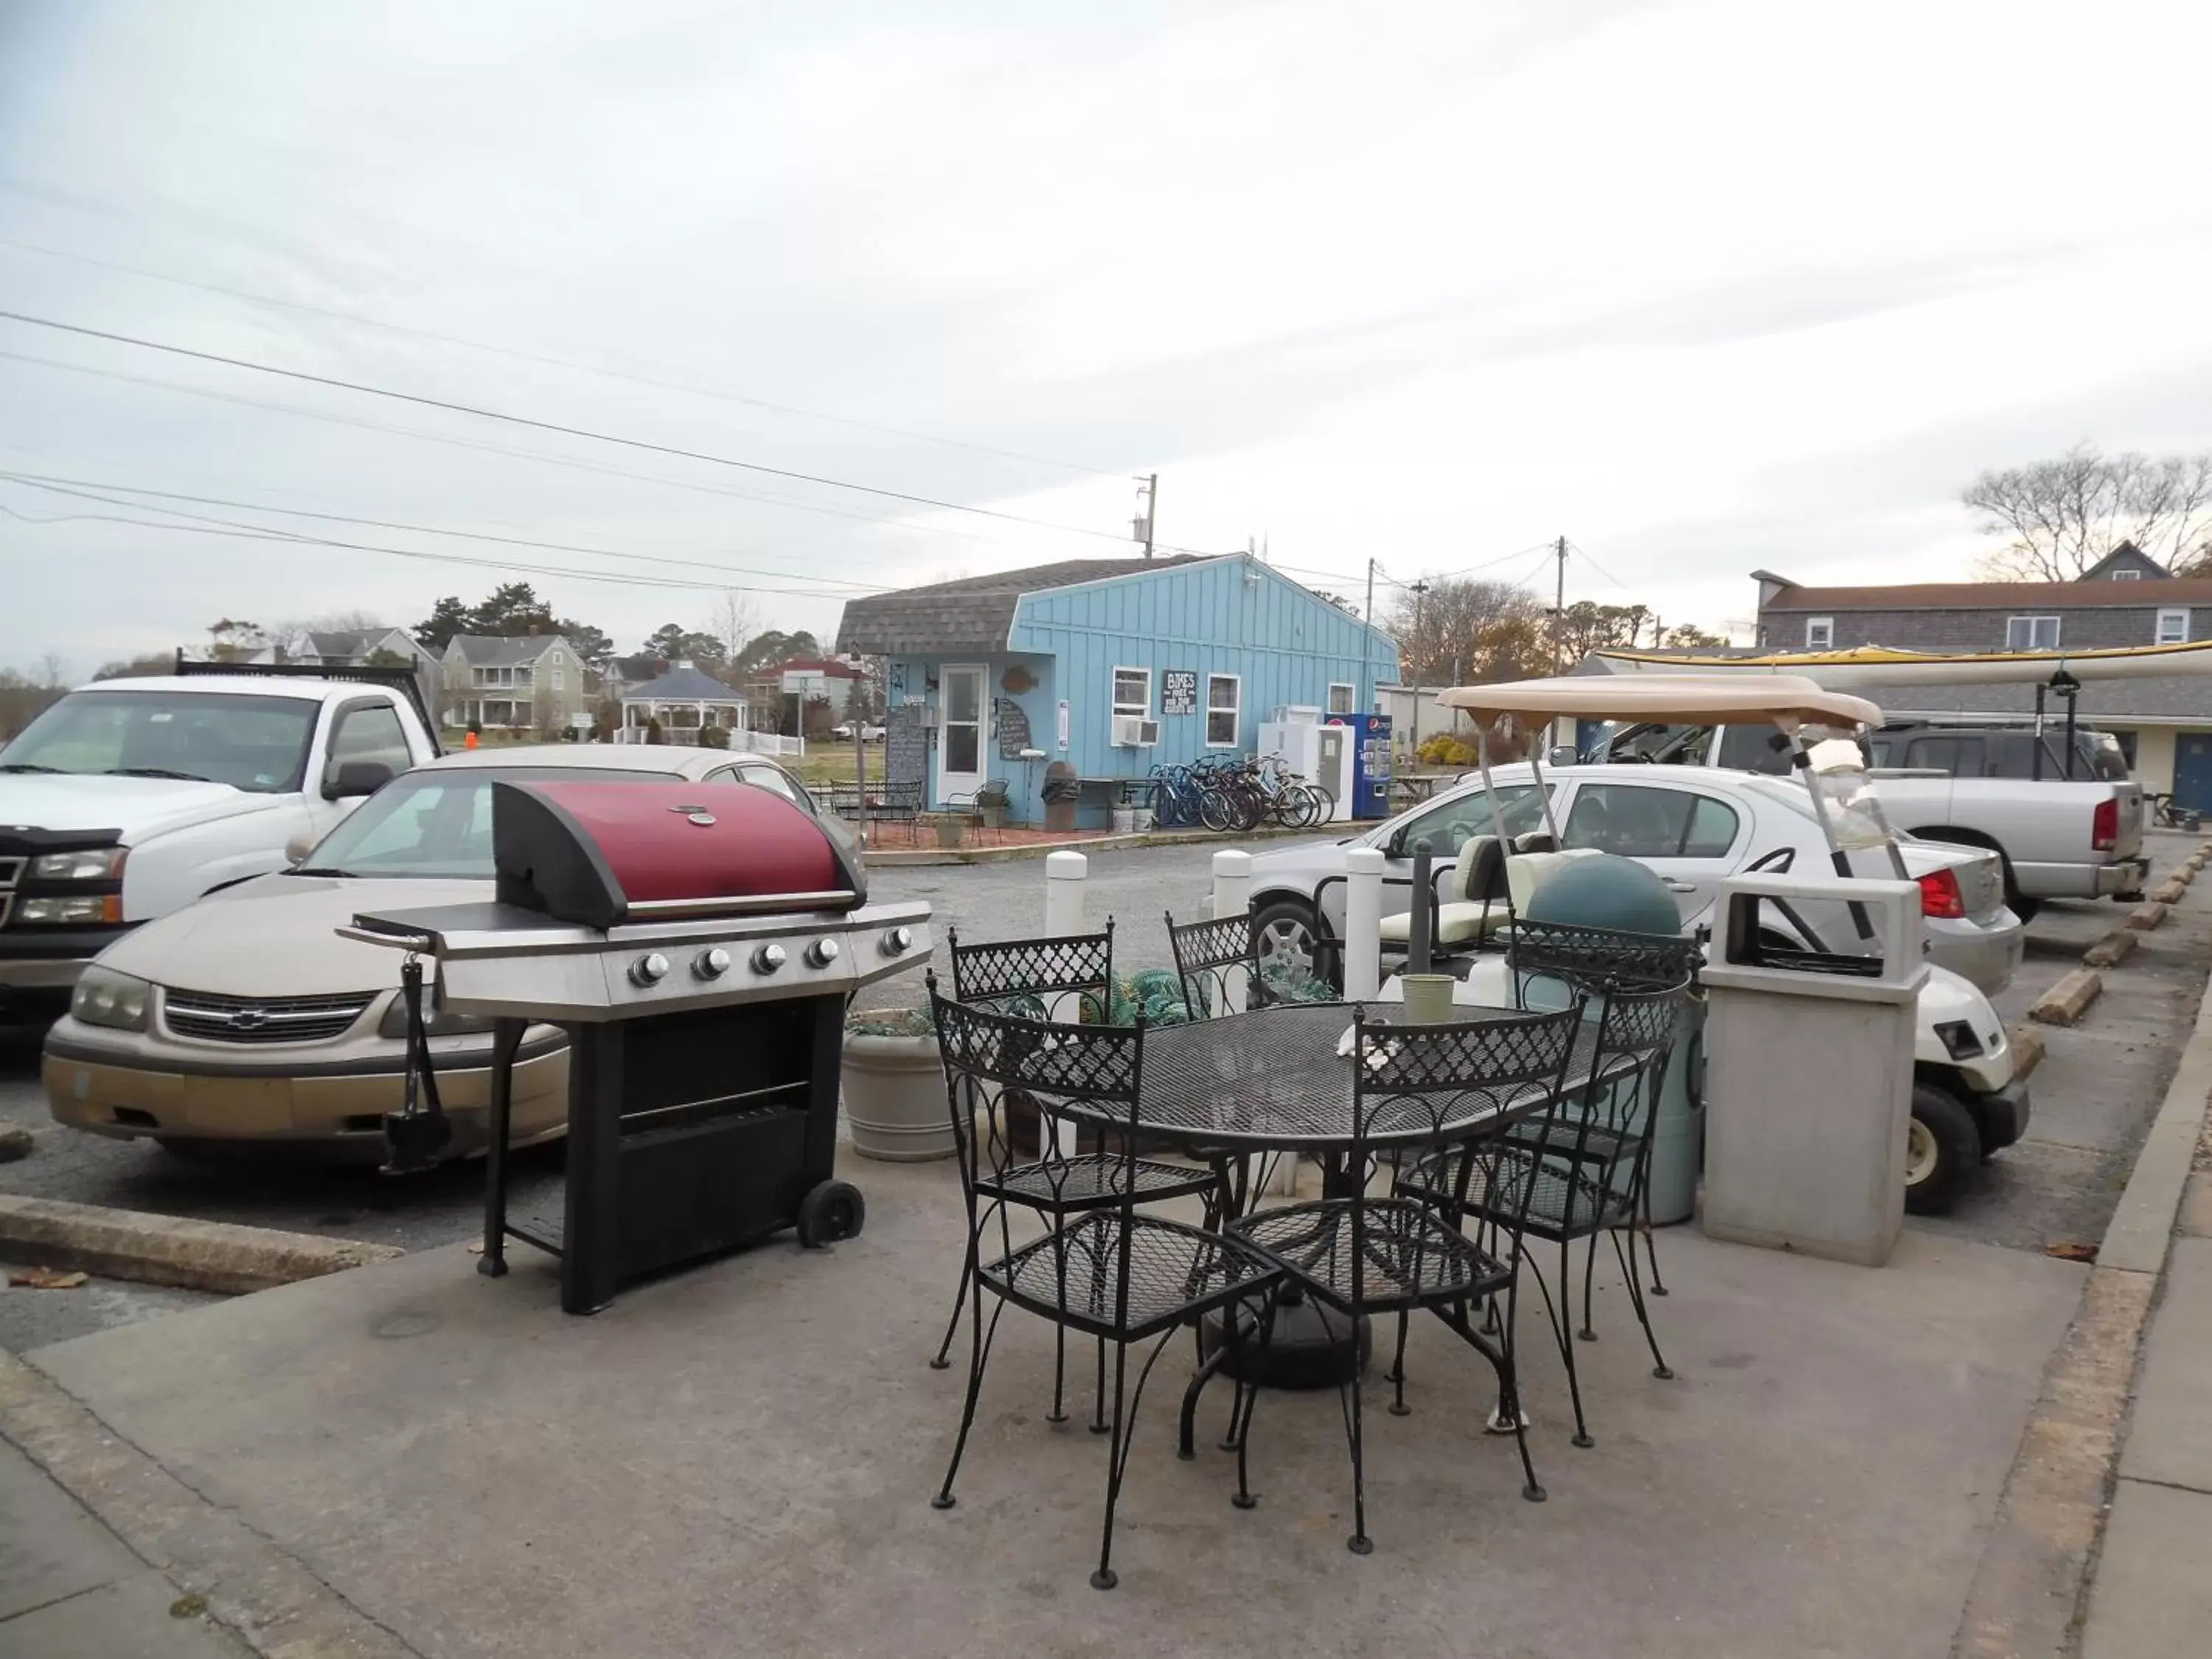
<box><xmin>1</xmin><ymin>0</ymin><xmax>2209</xmax><ymax>678</ymax></box>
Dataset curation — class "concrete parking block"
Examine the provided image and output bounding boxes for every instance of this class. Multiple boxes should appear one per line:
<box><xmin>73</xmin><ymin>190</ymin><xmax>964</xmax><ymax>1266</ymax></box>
<box><xmin>2083</xmin><ymin>929</ymin><xmax>2140</xmax><ymax>968</ymax></box>
<box><xmin>2125</xmin><ymin>901</ymin><xmax>2168</xmax><ymax>931</ymax></box>
<box><xmin>2029</xmin><ymin>968</ymin><xmax>2103</xmax><ymax>1026</ymax></box>
<box><xmin>2006</xmin><ymin>1023</ymin><xmax>2046</xmax><ymax>1082</ymax></box>
<box><xmin>2079</xmin><ymin>1480</ymin><xmax>2212</xmax><ymax>1659</ymax></box>
<box><xmin>0</xmin><ymin>1195</ymin><xmax>401</xmax><ymax>1294</ymax></box>
<box><xmin>2154</xmin><ymin>878</ymin><xmax>2189</xmax><ymax>905</ymax></box>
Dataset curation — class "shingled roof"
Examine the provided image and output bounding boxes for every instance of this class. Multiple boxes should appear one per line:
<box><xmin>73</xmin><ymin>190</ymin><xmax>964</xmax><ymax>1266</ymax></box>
<box><xmin>835</xmin><ymin>556</ymin><xmax>1208</xmax><ymax>655</ymax></box>
<box><xmin>1764</xmin><ymin>578</ymin><xmax>2212</xmax><ymax>611</ymax></box>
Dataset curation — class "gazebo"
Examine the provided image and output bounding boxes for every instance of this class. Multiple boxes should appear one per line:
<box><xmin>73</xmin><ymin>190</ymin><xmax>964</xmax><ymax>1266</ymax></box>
<box><xmin>618</xmin><ymin>662</ymin><xmax>749</xmax><ymax>742</ymax></box>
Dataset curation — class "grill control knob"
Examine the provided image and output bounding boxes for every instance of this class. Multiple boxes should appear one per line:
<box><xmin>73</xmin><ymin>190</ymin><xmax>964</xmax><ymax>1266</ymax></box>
<box><xmin>751</xmin><ymin>943</ymin><xmax>787</xmax><ymax>975</ymax></box>
<box><xmin>883</xmin><ymin>925</ymin><xmax>914</xmax><ymax>956</ymax></box>
<box><xmin>807</xmin><ymin>937</ymin><xmax>842</xmax><ymax>969</ymax></box>
<box><xmin>630</xmin><ymin>952</ymin><xmax>671</xmax><ymax>988</ymax></box>
<box><xmin>695</xmin><ymin>947</ymin><xmax>732</xmax><ymax>981</ymax></box>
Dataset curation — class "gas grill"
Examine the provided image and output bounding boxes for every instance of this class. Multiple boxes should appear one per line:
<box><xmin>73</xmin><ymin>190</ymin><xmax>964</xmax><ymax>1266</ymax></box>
<box><xmin>347</xmin><ymin>777</ymin><xmax>931</xmax><ymax>1314</ymax></box>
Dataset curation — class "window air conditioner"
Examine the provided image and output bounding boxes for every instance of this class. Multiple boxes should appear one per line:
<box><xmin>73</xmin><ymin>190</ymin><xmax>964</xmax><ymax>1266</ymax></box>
<box><xmin>1112</xmin><ymin>714</ymin><xmax>1159</xmax><ymax>747</ymax></box>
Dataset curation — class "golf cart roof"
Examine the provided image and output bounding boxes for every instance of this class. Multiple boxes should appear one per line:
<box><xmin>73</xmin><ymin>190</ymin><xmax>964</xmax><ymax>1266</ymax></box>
<box><xmin>1436</xmin><ymin>672</ymin><xmax>1883</xmax><ymax>732</ymax></box>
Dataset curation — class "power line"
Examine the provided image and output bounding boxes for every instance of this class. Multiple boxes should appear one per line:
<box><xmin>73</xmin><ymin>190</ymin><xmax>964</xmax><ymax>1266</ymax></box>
<box><xmin>0</xmin><ymin>307</ymin><xmax>1143</xmax><ymax>545</ymax></box>
<box><xmin>0</xmin><ymin>346</ymin><xmax>1003</xmax><ymax>544</ymax></box>
<box><xmin>1567</xmin><ymin>538</ymin><xmax>1630</xmax><ymax>591</ymax></box>
<box><xmin>0</xmin><ymin>484</ymin><xmax>864</xmax><ymax>598</ymax></box>
<box><xmin>0</xmin><ymin>232</ymin><xmax>1124</xmax><ymax>479</ymax></box>
<box><xmin>0</xmin><ymin>467</ymin><xmax>889</xmax><ymax>591</ymax></box>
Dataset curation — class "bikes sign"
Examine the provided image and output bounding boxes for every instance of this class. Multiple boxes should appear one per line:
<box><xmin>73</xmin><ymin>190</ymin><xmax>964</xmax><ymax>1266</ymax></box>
<box><xmin>1162</xmin><ymin>669</ymin><xmax>1198</xmax><ymax>716</ymax></box>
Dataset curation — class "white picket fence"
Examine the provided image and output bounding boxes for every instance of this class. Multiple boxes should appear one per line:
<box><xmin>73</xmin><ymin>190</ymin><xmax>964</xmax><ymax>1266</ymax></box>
<box><xmin>612</xmin><ymin>728</ymin><xmax>805</xmax><ymax>757</ymax></box>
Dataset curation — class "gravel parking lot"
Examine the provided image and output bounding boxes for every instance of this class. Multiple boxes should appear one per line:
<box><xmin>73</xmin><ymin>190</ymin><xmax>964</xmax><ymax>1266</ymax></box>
<box><xmin>2</xmin><ymin>833</ymin><xmax>2203</xmax><ymax>1348</ymax></box>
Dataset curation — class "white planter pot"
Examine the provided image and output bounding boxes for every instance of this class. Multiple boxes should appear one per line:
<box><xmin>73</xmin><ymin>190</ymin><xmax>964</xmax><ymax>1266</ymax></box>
<box><xmin>841</xmin><ymin>1033</ymin><xmax>955</xmax><ymax>1162</ymax></box>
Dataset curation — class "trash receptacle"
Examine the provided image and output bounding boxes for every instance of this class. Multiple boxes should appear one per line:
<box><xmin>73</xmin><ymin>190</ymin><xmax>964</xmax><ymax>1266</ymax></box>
<box><xmin>1699</xmin><ymin>871</ymin><xmax>1927</xmax><ymax>1267</ymax></box>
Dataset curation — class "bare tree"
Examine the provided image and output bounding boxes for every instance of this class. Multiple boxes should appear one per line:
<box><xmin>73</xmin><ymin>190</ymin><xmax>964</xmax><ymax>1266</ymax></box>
<box><xmin>709</xmin><ymin>591</ymin><xmax>757</xmax><ymax>669</ymax></box>
<box><xmin>1386</xmin><ymin>578</ymin><xmax>1540</xmax><ymax>683</ymax></box>
<box><xmin>1964</xmin><ymin>445</ymin><xmax>2212</xmax><ymax>580</ymax></box>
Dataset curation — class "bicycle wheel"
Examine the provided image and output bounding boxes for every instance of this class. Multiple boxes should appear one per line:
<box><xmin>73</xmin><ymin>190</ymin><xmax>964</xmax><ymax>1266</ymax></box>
<box><xmin>1198</xmin><ymin>787</ymin><xmax>1236</xmax><ymax>832</ymax></box>
<box><xmin>1303</xmin><ymin>784</ymin><xmax>1336</xmax><ymax>827</ymax></box>
<box><xmin>1232</xmin><ymin>783</ymin><xmax>1265</xmax><ymax>833</ymax></box>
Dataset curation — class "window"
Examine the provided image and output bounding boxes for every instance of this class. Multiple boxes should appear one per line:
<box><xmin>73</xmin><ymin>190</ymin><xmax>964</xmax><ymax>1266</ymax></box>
<box><xmin>552</xmin><ymin>664</ymin><xmax>566</xmax><ymax>691</ymax></box>
<box><xmin>2006</xmin><ymin>616</ymin><xmax>2061</xmax><ymax>652</ymax></box>
<box><xmin>1804</xmin><ymin>617</ymin><xmax>1834</xmax><ymax>650</ymax></box>
<box><xmin>1716</xmin><ymin>723</ymin><xmax>1795</xmax><ymax>775</ymax></box>
<box><xmin>323</xmin><ymin>703</ymin><xmax>411</xmax><ymax>790</ymax></box>
<box><xmin>2112</xmin><ymin>568</ymin><xmax>2143</xmax><ymax>580</ymax></box>
<box><xmin>1111</xmin><ymin>667</ymin><xmax>1151</xmax><ymax>720</ymax></box>
<box><xmin>0</xmin><ymin>689</ymin><xmax>319</xmax><ymax>794</ymax></box>
<box><xmin>1562</xmin><ymin>784</ymin><xmax>1736</xmax><ymax>859</ymax></box>
<box><xmin>1326</xmin><ymin>682</ymin><xmax>1355</xmax><ymax>716</ymax></box>
<box><xmin>1206</xmin><ymin>674</ymin><xmax>1241</xmax><ymax>747</ymax></box>
<box><xmin>1396</xmin><ymin>783</ymin><xmax>1553</xmax><ymax>857</ymax></box>
<box><xmin>1902</xmin><ymin>735</ymin><xmax>1981</xmax><ymax>776</ymax></box>
<box><xmin>2157</xmin><ymin>608</ymin><xmax>2190</xmax><ymax>645</ymax></box>
<box><xmin>300</xmin><ymin>765</ymin><xmax>660</xmax><ymax>878</ymax></box>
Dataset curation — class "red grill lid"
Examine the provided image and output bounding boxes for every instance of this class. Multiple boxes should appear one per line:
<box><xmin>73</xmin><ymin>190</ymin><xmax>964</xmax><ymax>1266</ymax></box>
<box><xmin>492</xmin><ymin>779</ymin><xmax>863</xmax><ymax>929</ymax></box>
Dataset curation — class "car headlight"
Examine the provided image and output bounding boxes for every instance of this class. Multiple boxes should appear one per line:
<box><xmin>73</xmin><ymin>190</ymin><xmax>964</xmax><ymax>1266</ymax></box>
<box><xmin>32</xmin><ymin>848</ymin><xmax>127</xmax><ymax>881</ymax></box>
<box><xmin>377</xmin><ymin>995</ymin><xmax>495</xmax><ymax>1040</ymax></box>
<box><xmin>70</xmin><ymin>965</ymin><xmax>153</xmax><ymax>1032</ymax></box>
<box><xmin>18</xmin><ymin>894</ymin><xmax>125</xmax><ymax>925</ymax></box>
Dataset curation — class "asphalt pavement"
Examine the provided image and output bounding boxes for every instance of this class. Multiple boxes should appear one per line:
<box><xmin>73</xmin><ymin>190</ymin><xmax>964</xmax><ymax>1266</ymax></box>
<box><xmin>0</xmin><ymin>834</ymin><xmax>2202</xmax><ymax>1349</ymax></box>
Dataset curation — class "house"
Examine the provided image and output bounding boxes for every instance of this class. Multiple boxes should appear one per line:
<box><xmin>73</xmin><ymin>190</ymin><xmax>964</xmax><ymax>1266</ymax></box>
<box><xmin>748</xmin><ymin>656</ymin><xmax>866</xmax><ymax>733</ymax></box>
<box><xmin>439</xmin><ymin>633</ymin><xmax>588</xmax><ymax>734</ymax></box>
<box><xmin>292</xmin><ymin>627</ymin><xmax>439</xmax><ymax>676</ymax></box>
<box><xmin>835</xmin><ymin>554</ymin><xmax>1398</xmax><ymax>824</ymax></box>
<box><xmin>600</xmin><ymin>653</ymin><xmax>666</xmax><ymax>701</ymax></box>
<box><xmin>1751</xmin><ymin>544</ymin><xmax>2212</xmax><ymax>801</ymax></box>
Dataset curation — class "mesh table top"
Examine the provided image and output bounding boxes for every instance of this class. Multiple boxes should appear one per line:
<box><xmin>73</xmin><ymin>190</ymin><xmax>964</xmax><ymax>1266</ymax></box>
<box><xmin>1062</xmin><ymin>1001</ymin><xmax>1606</xmax><ymax>1155</ymax></box>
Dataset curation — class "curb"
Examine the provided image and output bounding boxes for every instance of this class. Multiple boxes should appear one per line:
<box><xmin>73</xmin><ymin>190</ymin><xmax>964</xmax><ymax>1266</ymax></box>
<box><xmin>0</xmin><ymin>1352</ymin><xmax>422</xmax><ymax>1659</ymax></box>
<box><xmin>1951</xmin><ymin>901</ymin><xmax>2212</xmax><ymax>1658</ymax></box>
<box><xmin>2029</xmin><ymin>969</ymin><xmax>2104</xmax><ymax>1027</ymax></box>
<box><xmin>0</xmin><ymin>1195</ymin><xmax>401</xmax><ymax>1295</ymax></box>
<box><xmin>863</xmin><ymin>823</ymin><xmax>1319</xmax><ymax>867</ymax></box>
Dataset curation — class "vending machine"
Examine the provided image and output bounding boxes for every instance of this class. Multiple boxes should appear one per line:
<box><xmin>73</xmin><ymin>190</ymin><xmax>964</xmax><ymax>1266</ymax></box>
<box><xmin>1327</xmin><ymin>712</ymin><xmax>1393</xmax><ymax>819</ymax></box>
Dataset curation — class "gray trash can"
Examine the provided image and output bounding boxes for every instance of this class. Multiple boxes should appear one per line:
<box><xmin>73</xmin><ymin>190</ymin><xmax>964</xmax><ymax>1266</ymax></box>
<box><xmin>1700</xmin><ymin>871</ymin><xmax>1926</xmax><ymax>1267</ymax></box>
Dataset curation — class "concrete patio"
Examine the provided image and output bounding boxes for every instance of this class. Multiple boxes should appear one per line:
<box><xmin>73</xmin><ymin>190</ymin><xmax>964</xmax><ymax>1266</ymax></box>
<box><xmin>18</xmin><ymin>1155</ymin><xmax>2084</xmax><ymax>1659</ymax></box>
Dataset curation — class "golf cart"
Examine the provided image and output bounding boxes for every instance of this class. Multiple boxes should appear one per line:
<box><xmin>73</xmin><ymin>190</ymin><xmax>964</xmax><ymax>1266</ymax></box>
<box><xmin>1427</xmin><ymin>672</ymin><xmax>2028</xmax><ymax>1217</ymax></box>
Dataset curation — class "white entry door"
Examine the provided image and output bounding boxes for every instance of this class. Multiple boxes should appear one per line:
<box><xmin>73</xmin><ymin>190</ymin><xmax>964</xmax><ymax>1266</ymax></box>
<box><xmin>937</xmin><ymin>665</ymin><xmax>987</xmax><ymax>803</ymax></box>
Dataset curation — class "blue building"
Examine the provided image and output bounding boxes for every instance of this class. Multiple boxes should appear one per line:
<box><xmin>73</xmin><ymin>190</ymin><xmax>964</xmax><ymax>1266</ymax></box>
<box><xmin>835</xmin><ymin>554</ymin><xmax>1398</xmax><ymax>825</ymax></box>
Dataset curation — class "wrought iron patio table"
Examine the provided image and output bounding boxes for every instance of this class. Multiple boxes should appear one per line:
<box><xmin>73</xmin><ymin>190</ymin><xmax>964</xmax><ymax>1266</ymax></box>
<box><xmin>1052</xmin><ymin>1000</ymin><xmax>1610</xmax><ymax>1448</ymax></box>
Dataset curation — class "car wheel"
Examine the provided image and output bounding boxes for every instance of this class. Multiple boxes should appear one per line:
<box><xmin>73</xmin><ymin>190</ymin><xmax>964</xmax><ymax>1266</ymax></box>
<box><xmin>1252</xmin><ymin>898</ymin><xmax>1337</xmax><ymax>991</ymax></box>
<box><xmin>1905</xmin><ymin>1083</ymin><xmax>1980</xmax><ymax>1216</ymax></box>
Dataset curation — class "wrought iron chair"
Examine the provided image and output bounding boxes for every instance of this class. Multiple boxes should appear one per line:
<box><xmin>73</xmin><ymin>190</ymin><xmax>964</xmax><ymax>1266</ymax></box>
<box><xmin>1398</xmin><ymin>975</ymin><xmax>1694</xmax><ymax>1448</ymax></box>
<box><xmin>1226</xmin><ymin>1004</ymin><xmax>1586</xmax><ymax>1553</ymax></box>
<box><xmin>1505</xmin><ymin>919</ymin><xmax>1703</xmax><ymax>1298</ymax></box>
<box><xmin>928</xmin><ymin>926</ymin><xmax>1220</xmax><ymax>1431</ymax></box>
<box><xmin>1166</xmin><ymin>908</ymin><xmax>1336</xmax><ymax>1019</ymax></box>
<box><xmin>928</xmin><ymin>984</ymin><xmax>1281</xmax><ymax>1589</ymax></box>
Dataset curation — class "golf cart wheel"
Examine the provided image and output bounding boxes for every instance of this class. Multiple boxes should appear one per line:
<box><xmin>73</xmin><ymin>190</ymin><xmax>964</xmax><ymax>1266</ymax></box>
<box><xmin>1905</xmin><ymin>1085</ymin><xmax>1980</xmax><ymax>1217</ymax></box>
<box><xmin>797</xmin><ymin>1180</ymin><xmax>866</xmax><ymax>1247</ymax></box>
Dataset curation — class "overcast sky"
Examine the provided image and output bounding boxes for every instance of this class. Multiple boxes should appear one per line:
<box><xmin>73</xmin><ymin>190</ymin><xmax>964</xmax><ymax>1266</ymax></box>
<box><xmin>2</xmin><ymin>0</ymin><xmax>2208</xmax><ymax>677</ymax></box>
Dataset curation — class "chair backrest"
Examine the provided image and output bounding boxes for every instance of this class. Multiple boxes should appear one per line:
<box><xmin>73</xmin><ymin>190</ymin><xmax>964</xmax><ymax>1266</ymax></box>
<box><xmin>928</xmin><ymin>974</ymin><xmax>1147</xmax><ymax>1284</ymax></box>
<box><xmin>1448</xmin><ymin>833</ymin><xmax>1507</xmax><ymax>905</ymax></box>
<box><xmin>1555</xmin><ymin>973</ymin><xmax>1695</xmax><ymax>1186</ymax></box>
<box><xmin>1347</xmin><ymin>1004</ymin><xmax>1585</xmax><ymax>1296</ymax></box>
<box><xmin>1506</xmin><ymin>917</ymin><xmax>1701</xmax><ymax>1000</ymax></box>
<box><xmin>1167</xmin><ymin>908</ymin><xmax>1305</xmax><ymax>1020</ymax></box>
<box><xmin>946</xmin><ymin>922</ymin><xmax>1115</xmax><ymax>1019</ymax></box>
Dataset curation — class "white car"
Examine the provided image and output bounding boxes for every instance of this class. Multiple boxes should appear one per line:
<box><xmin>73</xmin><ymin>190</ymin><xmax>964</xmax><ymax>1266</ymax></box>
<box><xmin>1237</xmin><ymin>762</ymin><xmax>2024</xmax><ymax>995</ymax></box>
<box><xmin>41</xmin><ymin>743</ymin><xmax>832</xmax><ymax>1159</ymax></box>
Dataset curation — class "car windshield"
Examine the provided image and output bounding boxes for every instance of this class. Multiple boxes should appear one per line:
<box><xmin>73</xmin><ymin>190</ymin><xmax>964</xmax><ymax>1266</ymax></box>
<box><xmin>298</xmin><ymin>766</ymin><xmax>678</xmax><ymax>878</ymax></box>
<box><xmin>1394</xmin><ymin>782</ymin><xmax>1553</xmax><ymax>855</ymax></box>
<box><xmin>0</xmin><ymin>689</ymin><xmax>319</xmax><ymax>793</ymax></box>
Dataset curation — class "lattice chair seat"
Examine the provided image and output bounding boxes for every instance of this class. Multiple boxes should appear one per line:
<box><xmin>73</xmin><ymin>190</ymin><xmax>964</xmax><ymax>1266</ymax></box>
<box><xmin>1229</xmin><ymin>1197</ymin><xmax>1513</xmax><ymax>1313</ymax></box>
<box><xmin>1406</xmin><ymin>1145</ymin><xmax>1635</xmax><ymax>1239</ymax></box>
<box><xmin>980</xmin><ymin>1211</ymin><xmax>1279</xmax><ymax>1343</ymax></box>
<box><xmin>978</xmin><ymin>1152</ymin><xmax>1215</xmax><ymax>1211</ymax></box>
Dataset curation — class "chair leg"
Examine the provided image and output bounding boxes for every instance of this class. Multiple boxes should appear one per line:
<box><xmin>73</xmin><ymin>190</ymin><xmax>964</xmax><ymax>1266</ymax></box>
<box><xmin>1578</xmin><ymin>1227</ymin><xmax>1601</xmax><ymax>1343</ymax></box>
<box><xmin>1231</xmin><ymin>1287</ymin><xmax>1277</xmax><ymax>1509</ymax></box>
<box><xmin>1093</xmin><ymin>1331</ymin><xmax>1177</xmax><ymax>1590</ymax></box>
<box><xmin>1613</xmin><ymin>1226</ymin><xmax>1674</xmax><ymax>1380</ymax></box>
<box><xmin>1048</xmin><ymin>1231</ymin><xmax>1071</xmax><ymax>1424</ymax></box>
<box><xmin>1091</xmin><ymin>1336</ymin><xmax>1110</xmax><ymax>1434</ymax></box>
<box><xmin>1323</xmin><ymin>1304</ymin><xmax>1373</xmax><ymax>1555</ymax></box>
<box><xmin>933</xmin><ymin>1270</ymin><xmax>1006</xmax><ymax>1509</ymax></box>
<box><xmin>1388</xmin><ymin>1310</ymin><xmax>1413</xmax><ymax>1415</ymax></box>
<box><xmin>1531</xmin><ymin>1231</ymin><xmax>1592</xmax><ymax>1448</ymax></box>
<box><xmin>929</xmin><ymin>1225</ymin><xmax>979</xmax><ymax>1369</ymax></box>
<box><xmin>1499</xmin><ymin>1267</ymin><xmax>1546</xmax><ymax>1503</ymax></box>
<box><xmin>1642</xmin><ymin>1189</ymin><xmax>1669</xmax><ymax>1296</ymax></box>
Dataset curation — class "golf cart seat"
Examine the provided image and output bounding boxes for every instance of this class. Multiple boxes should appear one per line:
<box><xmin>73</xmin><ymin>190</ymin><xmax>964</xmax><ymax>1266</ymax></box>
<box><xmin>1379</xmin><ymin>835</ymin><xmax>1510</xmax><ymax>949</ymax></box>
<box><xmin>1506</xmin><ymin>847</ymin><xmax>1603</xmax><ymax>914</ymax></box>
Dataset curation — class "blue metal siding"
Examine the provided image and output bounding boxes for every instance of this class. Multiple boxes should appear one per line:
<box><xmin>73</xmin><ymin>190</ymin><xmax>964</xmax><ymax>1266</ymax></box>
<box><xmin>1009</xmin><ymin>557</ymin><xmax>1397</xmax><ymax>785</ymax></box>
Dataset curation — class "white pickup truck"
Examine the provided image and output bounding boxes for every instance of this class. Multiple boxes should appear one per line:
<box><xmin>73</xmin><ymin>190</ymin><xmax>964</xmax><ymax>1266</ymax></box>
<box><xmin>0</xmin><ymin>664</ymin><xmax>439</xmax><ymax>1019</ymax></box>
<box><xmin>1597</xmin><ymin>721</ymin><xmax>2146</xmax><ymax>916</ymax></box>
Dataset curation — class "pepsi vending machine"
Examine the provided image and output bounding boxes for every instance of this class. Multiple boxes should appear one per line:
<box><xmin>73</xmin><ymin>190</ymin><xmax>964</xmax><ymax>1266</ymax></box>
<box><xmin>1327</xmin><ymin>712</ymin><xmax>1392</xmax><ymax>819</ymax></box>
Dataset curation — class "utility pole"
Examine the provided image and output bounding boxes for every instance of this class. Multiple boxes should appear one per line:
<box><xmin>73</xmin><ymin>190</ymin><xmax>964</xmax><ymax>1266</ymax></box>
<box><xmin>1408</xmin><ymin>579</ymin><xmax>1430</xmax><ymax>751</ymax></box>
<box><xmin>1359</xmin><ymin>556</ymin><xmax>1377</xmax><ymax>715</ymax></box>
<box><xmin>1552</xmin><ymin>535</ymin><xmax>1568</xmax><ymax>673</ymax></box>
<box><xmin>1134</xmin><ymin>473</ymin><xmax>1158</xmax><ymax>558</ymax></box>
